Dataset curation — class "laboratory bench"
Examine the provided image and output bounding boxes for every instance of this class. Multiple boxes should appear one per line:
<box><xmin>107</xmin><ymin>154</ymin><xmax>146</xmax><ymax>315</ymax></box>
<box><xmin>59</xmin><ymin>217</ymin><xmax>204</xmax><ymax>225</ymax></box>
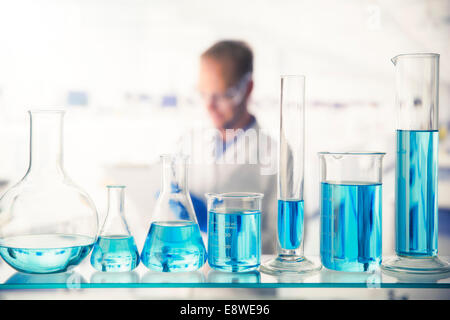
<box><xmin>0</xmin><ymin>255</ymin><xmax>448</xmax><ymax>291</ymax></box>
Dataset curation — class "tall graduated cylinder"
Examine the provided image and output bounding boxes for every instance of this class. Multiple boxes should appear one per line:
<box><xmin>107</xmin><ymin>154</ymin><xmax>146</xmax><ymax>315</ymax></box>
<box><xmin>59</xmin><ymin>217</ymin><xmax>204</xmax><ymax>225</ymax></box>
<box><xmin>393</xmin><ymin>54</ymin><xmax>439</xmax><ymax>258</ymax></box>
<box><xmin>260</xmin><ymin>75</ymin><xmax>321</xmax><ymax>275</ymax></box>
<box><xmin>318</xmin><ymin>152</ymin><xmax>385</xmax><ymax>272</ymax></box>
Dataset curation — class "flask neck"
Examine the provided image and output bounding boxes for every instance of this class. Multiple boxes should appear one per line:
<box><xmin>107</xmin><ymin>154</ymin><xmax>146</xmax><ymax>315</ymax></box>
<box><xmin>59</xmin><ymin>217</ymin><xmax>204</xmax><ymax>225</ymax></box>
<box><xmin>27</xmin><ymin>111</ymin><xmax>65</xmax><ymax>177</ymax></box>
<box><xmin>107</xmin><ymin>186</ymin><xmax>125</xmax><ymax>218</ymax></box>
<box><xmin>161</xmin><ymin>156</ymin><xmax>189</xmax><ymax>194</ymax></box>
<box><xmin>100</xmin><ymin>186</ymin><xmax>130</xmax><ymax>236</ymax></box>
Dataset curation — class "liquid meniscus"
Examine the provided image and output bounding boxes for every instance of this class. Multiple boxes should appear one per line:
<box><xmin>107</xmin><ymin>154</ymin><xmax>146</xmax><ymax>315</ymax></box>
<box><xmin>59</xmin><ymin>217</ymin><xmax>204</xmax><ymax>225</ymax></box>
<box><xmin>0</xmin><ymin>234</ymin><xmax>94</xmax><ymax>274</ymax></box>
<box><xmin>320</xmin><ymin>181</ymin><xmax>382</xmax><ymax>272</ymax></box>
<box><xmin>208</xmin><ymin>209</ymin><xmax>261</xmax><ymax>272</ymax></box>
<box><xmin>141</xmin><ymin>221</ymin><xmax>206</xmax><ymax>272</ymax></box>
<box><xmin>90</xmin><ymin>235</ymin><xmax>140</xmax><ymax>272</ymax></box>
<box><xmin>396</xmin><ymin>129</ymin><xmax>438</xmax><ymax>257</ymax></box>
<box><xmin>278</xmin><ymin>200</ymin><xmax>303</xmax><ymax>250</ymax></box>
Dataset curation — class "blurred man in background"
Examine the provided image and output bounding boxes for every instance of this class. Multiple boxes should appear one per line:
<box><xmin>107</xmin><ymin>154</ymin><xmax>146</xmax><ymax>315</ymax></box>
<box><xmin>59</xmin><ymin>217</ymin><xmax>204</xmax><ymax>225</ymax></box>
<box><xmin>179</xmin><ymin>40</ymin><xmax>278</xmax><ymax>254</ymax></box>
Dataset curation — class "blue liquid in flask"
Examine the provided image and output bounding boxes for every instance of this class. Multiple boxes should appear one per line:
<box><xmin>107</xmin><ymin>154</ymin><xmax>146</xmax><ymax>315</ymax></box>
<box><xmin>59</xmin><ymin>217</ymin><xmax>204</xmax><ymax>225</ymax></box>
<box><xmin>0</xmin><ymin>234</ymin><xmax>94</xmax><ymax>274</ymax></box>
<box><xmin>90</xmin><ymin>235</ymin><xmax>139</xmax><ymax>272</ymax></box>
<box><xmin>278</xmin><ymin>200</ymin><xmax>304</xmax><ymax>250</ymax></box>
<box><xmin>141</xmin><ymin>221</ymin><xmax>206</xmax><ymax>272</ymax></box>
<box><xmin>320</xmin><ymin>182</ymin><xmax>382</xmax><ymax>272</ymax></box>
<box><xmin>396</xmin><ymin>129</ymin><xmax>438</xmax><ymax>257</ymax></box>
<box><xmin>208</xmin><ymin>209</ymin><xmax>261</xmax><ymax>272</ymax></box>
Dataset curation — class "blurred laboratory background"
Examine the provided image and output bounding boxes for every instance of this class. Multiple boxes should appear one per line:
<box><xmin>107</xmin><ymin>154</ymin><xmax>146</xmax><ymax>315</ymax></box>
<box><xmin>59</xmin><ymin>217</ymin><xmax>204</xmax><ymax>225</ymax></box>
<box><xmin>0</xmin><ymin>0</ymin><xmax>449</xmax><ymax>299</ymax></box>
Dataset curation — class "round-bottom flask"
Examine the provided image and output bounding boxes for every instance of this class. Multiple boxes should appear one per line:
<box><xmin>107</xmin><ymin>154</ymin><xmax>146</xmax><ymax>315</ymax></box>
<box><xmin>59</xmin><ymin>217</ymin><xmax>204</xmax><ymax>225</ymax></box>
<box><xmin>0</xmin><ymin>110</ymin><xmax>98</xmax><ymax>274</ymax></box>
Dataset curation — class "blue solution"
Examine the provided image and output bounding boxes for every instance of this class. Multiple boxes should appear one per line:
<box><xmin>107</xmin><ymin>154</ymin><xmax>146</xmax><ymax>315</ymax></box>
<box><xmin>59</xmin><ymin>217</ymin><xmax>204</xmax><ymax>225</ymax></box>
<box><xmin>141</xmin><ymin>221</ymin><xmax>206</xmax><ymax>272</ymax></box>
<box><xmin>320</xmin><ymin>182</ymin><xmax>382</xmax><ymax>272</ymax></box>
<box><xmin>278</xmin><ymin>200</ymin><xmax>304</xmax><ymax>250</ymax></box>
<box><xmin>396</xmin><ymin>129</ymin><xmax>438</xmax><ymax>257</ymax></box>
<box><xmin>0</xmin><ymin>234</ymin><xmax>94</xmax><ymax>274</ymax></box>
<box><xmin>208</xmin><ymin>209</ymin><xmax>261</xmax><ymax>272</ymax></box>
<box><xmin>90</xmin><ymin>235</ymin><xmax>139</xmax><ymax>272</ymax></box>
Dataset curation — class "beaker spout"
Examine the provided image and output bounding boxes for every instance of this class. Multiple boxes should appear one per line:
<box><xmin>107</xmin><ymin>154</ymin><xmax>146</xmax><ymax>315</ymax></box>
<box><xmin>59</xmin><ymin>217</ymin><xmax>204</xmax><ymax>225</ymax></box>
<box><xmin>391</xmin><ymin>55</ymin><xmax>399</xmax><ymax>66</ymax></box>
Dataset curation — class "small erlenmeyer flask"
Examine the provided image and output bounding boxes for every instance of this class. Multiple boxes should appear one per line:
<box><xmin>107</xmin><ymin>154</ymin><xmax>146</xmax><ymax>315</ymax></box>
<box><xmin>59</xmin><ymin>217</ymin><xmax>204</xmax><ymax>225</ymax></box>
<box><xmin>90</xmin><ymin>186</ymin><xmax>139</xmax><ymax>272</ymax></box>
<box><xmin>141</xmin><ymin>154</ymin><xmax>207</xmax><ymax>272</ymax></box>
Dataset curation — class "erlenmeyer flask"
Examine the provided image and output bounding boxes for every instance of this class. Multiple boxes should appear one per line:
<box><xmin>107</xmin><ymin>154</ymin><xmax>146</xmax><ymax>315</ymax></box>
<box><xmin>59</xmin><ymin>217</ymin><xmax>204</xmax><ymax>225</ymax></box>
<box><xmin>90</xmin><ymin>185</ymin><xmax>139</xmax><ymax>272</ymax></box>
<box><xmin>141</xmin><ymin>154</ymin><xmax>207</xmax><ymax>272</ymax></box>
<box><xmin>0</xmin><ymin>110</ymin><xmax>98</xmax><ymax>274</ymax></box>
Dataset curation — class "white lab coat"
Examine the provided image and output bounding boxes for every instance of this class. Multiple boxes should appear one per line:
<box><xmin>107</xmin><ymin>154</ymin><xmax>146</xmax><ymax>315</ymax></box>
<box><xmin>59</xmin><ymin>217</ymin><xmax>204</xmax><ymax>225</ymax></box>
<box><xmin>177</xmin><ymin>120</ymin><xmax>278</xmax><ymax>254</ymax></box>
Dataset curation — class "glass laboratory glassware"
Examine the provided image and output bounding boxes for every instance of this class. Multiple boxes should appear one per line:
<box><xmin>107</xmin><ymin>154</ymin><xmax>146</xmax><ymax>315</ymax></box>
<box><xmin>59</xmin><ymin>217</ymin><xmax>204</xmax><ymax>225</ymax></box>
<box><xmin>206</xmin><ymin>192</ymin><xmax>263</xmax><ymax>272</ymax></box>
<box><xmin>141</xmin><ymin>154</ymin><xmax>207</xmax><ymax>272</ymax></box>
<box><xmin>382</xmin><ymin>53</ymin><xmax>450</xmax><ymax>274</ymax></box>
<box><xmin>318</xmin><ymin>152</ymin><xmax>385</xmax><ymax>272</ymax></box>
<box><xmin>90</xmin><ymin>185</ymin><xmax>139</xmax><ymax>272</ymax></box>
<box><xmin>0</xmin><ymin>110</ymin><xmax>98</xmax><ymax>274</ymax></box>
<box><xmin>260</xmin><ymin>75</ymin><xmax>321</xmax><ymax>275</ymax></box>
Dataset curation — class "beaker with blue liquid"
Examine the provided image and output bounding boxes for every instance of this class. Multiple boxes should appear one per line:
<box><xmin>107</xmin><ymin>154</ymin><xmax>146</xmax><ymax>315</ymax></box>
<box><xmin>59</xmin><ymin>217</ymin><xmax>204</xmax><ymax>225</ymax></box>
<box><xmin>382</xmin><ymin>53</ymin><xmax>449</xmax><ymax>274</ymax></box>
<box><xmin>318</xmin><ymin>152</ymin><xmax>385</xmax><ymax>272</ymax></box>
<box><xmin>206</xmin><ymin>192</ymin><xmax>263</xmax><ymax>272</ymax></box>
<box><xmin>141</xmin><ymin>154</ymin><xmax>207</xmax><ymax>272</ymax></box>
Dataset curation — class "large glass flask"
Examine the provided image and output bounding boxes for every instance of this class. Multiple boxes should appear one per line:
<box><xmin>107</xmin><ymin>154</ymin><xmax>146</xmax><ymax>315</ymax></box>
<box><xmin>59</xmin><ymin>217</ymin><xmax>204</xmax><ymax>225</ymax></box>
<box><xmin>318</xmin><ymin>152</ymin><xmax>385</xmax><ymax>272</ymax></box>
<box><xmin>0</xmin><ymin>110</ymin><xmax>98</xmax><ymax>274</ymax></box>
<box><xmin>206</xmin><ymin>192</ymin><xmax>263</xmax><ymax>272</ymax></box>
<box><xmin>141</xmin><ymin>154</ymin><xmax>207</xmax><ymax>272</ymax></box>
<box><xmin>90</xmin><ymin>185</ymin><xmax>139</xmax><ymax>272</ymax></box>
<box><xmin>382</xmin><ymin>53</ymin><xmax>449</xmax><ymax>274</ymax></box>
<box><xmin>260</xmin><ymin>75</ymin><xmax>321</xmax><ymax>275</ymax></box>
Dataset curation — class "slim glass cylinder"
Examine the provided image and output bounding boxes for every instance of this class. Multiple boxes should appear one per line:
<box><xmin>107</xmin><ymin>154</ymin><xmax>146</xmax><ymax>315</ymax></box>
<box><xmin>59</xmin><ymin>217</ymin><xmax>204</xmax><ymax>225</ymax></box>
<box><xmin>382</xmin><ymin>53</ymin><xmax>449</xmax><ymax>274</ymax></box>
<box><xmin>260</xmin><ymin>75</ymin><xmax>321</xmax><ymax>275</ymax></box>
<box><xmin>318</xmin><ymin>152</ymin><xmax>385</xmax><ymax>272</ymax></box>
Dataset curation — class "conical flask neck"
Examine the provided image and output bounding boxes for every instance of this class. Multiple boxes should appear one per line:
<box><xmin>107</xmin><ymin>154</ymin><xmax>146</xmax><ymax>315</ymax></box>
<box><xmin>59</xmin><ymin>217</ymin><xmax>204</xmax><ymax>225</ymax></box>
<box><xmin>107</xmin><ymin>186</ymin><xmax>126</xmax><ymax>218</ymax></box>
<box><xmin>27</xmin><ymin>110</ymin><xmax>65</xmax><ymax>177</ymax></box>
<box><xmin>100</xmin><ymin>186</ymin><xmax>131</xmax><ymax>236</ymax></box>
<box><xmin>161</xmin><ymin>155</ymin><xmax>189</xmax><ymax>194</ymax></box>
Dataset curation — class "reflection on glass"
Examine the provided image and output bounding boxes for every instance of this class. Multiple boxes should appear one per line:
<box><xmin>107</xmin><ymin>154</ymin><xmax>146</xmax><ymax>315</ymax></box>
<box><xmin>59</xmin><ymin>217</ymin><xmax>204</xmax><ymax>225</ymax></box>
<box><xmin>320</xmin><ymin>268</ymin><xmax>381</xmax><ymax>284</ymax></box>
<box><xmin>141</xmin><ymin>270</ymin><xmax>205</xmax><ymax>283</ymax></box>
<box><xmin>90</xmin><ymin>271</ymin><xmax>139</xmax><ymax>284</ymax></box>
<box><xmin>382</xmin><ymin>269</ymin><xmax>450</xmax><ymax>284</ymax></box>
<box><xmin>5</xmin><ymin>271</ymin><xmax>86</xmax><ymax>285</ymax></box>
<box><xmin>207</xmin><ymin>269</ymin><xmax>260</xmax><ymax>283</ymax></box>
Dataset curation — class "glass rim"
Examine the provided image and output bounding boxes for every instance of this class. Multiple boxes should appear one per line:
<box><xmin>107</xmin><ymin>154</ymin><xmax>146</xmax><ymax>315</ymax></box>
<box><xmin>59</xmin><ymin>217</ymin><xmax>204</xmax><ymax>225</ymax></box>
<box><xmin>392</xmin><ymin>53</ymin><xmax>439</xmax><ymax>59</ymax></box>
<box><xmin>318</xmin><ymin>151</ymin><xmax>386</xmax><ymax>156</ymax></box>
<box><xmin>205</xmin><ymin>192</ymin><xmax>264</xmax><ymax>200</ymax></box>
<box><xmin>28</xmin><ymin>109</ymin><xmax>66</xmax><ymax>114</ymax></box>
<box><xmin>280</xmin><ymin>74</ymin><xmax>305</xmax><ymax>79</ymax></box>
<box><xmin>160</xmin><ymin>153</ymin><xmax>189</xmax><ymax>161</ymax></box>
<box><xmin>107</xmin><ymin>185</ymin><xmax>126</xmax><ymax>189</ymax></box>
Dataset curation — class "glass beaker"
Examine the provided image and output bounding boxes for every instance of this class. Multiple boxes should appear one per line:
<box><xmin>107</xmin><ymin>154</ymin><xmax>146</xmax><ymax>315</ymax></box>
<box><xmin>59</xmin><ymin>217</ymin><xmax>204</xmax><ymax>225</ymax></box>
<box><xmin>141</xmin><ymin>154</ymin><xmax>207</xmax><ymax>272</ymax></box>
<box><xmin>318</xmin><ymin>152</ymin><xmax>385</xmax><ymax>272</ymax></box>
<box><xmin>260</xmin><ymin>75</ymin><xmax>321</xmax><ymax>275</ymax></box>
<box><xmin>206</xmin><ymin>192</ymin><xmax>262</xmax><ymax>272</ymax></box>
<box><xmin>382</xmin><ymin>53</ymin><xmax>450</xmax><ymax>274</ymax></box>
<box><xmin>90</xmin><ymin>185</ymin><xmax>139</xmax><ymax>272</ymax></box>
<box><xmin>0</xmin><ymin>110</ymin><xmax>98</xmax><ymax>274</ymax></box>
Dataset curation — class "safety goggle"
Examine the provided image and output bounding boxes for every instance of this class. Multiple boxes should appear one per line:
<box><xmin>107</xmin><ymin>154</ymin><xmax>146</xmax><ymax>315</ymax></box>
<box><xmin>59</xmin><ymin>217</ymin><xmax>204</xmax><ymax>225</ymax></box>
<box><xmin>198</xmin><ymin>72</ymin><xmax>252</xmax><ymax>109</ymax></box>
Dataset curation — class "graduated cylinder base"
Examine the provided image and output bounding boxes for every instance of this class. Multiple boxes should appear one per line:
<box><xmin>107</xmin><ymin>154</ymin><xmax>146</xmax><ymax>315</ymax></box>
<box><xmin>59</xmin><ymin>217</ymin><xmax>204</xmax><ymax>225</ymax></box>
<box><xmin>259</xmin><ymin>254</ymin><xmax>322</xmax><ymax>275</ymax></box>
<box><xmin>381</xmin><ymin>255</ymin><xmax>450</xmax><ymax>275</ymax></box>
